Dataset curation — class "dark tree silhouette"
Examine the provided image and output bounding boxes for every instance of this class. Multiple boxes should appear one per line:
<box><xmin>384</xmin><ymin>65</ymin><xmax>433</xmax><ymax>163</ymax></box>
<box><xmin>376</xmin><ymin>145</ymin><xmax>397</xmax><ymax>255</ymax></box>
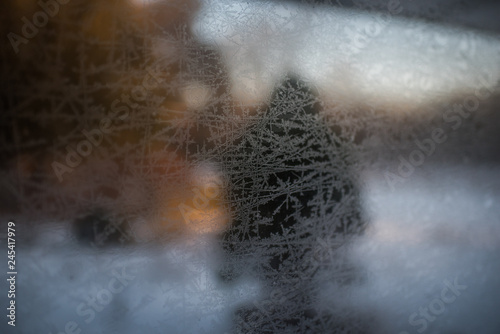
<box><xmin>218</xmin><ymin>74</ymin><xmax>367</xmax><ymax>332</ymax></box>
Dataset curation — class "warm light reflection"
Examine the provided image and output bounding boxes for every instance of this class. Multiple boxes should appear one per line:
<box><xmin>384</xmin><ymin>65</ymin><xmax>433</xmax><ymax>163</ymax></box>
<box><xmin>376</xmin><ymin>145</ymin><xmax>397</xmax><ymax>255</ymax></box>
<box><xmin>153</xmin><ymin>162</ymin><xmax>229</xmax><ymax>237</ymax></box>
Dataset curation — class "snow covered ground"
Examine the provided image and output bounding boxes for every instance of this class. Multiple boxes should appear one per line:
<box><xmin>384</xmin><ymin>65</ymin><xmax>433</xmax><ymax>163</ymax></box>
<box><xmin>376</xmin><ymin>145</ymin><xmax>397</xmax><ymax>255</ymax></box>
<box><xmin>2</xmin><ymin>163</ymin><xmax>499</xmax><ymax>334</ymax></box>
<box><xmin>354</xmin><ymin>164</ymin><xmax>500</xmax><ymax>334</ymax></box>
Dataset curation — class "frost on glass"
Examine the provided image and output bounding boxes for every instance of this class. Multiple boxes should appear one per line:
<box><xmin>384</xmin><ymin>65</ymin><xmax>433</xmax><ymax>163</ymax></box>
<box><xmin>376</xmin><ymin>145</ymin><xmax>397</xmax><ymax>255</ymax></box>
<box><xmin>1</xmin><ymin>0</ymin><xmax>500</xmax><ymax>334</ymax></box>
<box><xmin>214</xmin><ymin>74</ymin><xmax>367</xmax><ymax>331</ymax></box>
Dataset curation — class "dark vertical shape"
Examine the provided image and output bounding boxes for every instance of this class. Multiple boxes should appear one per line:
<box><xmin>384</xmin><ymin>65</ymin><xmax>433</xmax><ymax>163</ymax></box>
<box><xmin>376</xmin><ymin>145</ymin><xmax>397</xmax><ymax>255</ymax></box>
<box><xmin>219</xmin><ymin>73</ymin><xmax>367</xmax><ymax>332</ymax></box>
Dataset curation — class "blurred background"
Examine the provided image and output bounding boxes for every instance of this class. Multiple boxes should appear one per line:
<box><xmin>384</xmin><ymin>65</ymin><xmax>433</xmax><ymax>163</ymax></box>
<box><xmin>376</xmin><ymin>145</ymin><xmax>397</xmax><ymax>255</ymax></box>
<box><xmin>1</xmin><ymin>0</ymin><xmax>500</xmax><ymax>333</ymax></box>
